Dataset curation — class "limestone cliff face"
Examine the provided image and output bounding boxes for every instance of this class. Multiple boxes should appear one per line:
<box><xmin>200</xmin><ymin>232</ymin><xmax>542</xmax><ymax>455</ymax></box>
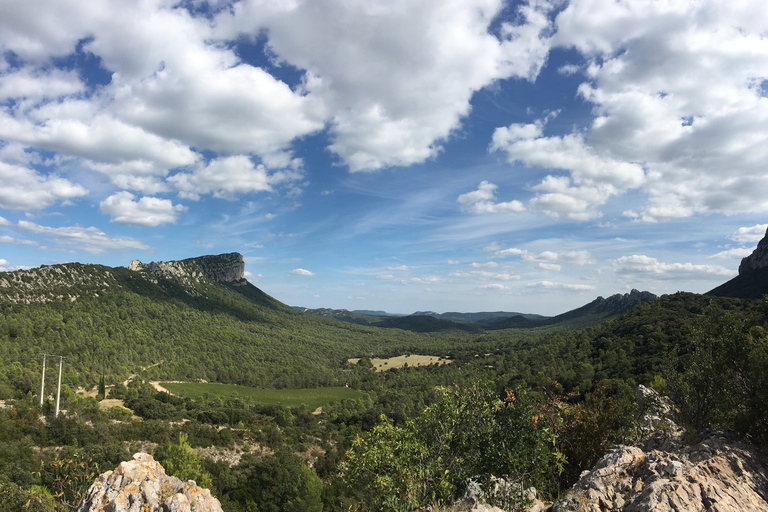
<box><xmin>739</xmin><ymin>226</ymin><xmax>768</xmax><ymax>274</ymax></box>
<box><xmin>129</xmin><ymin>253</ymin><xmax>246</xmax><ymax>286</ymax></box>
<box><xmin>77</xmin><ymin>452</ymin><xmax>223</xmax><ymax>512</ymax></box>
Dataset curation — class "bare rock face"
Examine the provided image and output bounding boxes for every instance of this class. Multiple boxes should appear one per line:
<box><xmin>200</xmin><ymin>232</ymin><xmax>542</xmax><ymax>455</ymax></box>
<box><xmin>129</xmin><ymin>253</ymin><xmax>246</xmax><ymax>286</ymax></box>
<box><xmin>76</xmin><ymin>452</ymin><xmax>222</xmax><ymax>512</ymax></box>
<box><xmin>549</xmin><ymin>433</ymin><xmax>768</xmax><ymax>512</ymax></box>
<box><xmin>739</xmin><ymin>226</ymin><xmax>768</xmax><ymax>274</ymax></box>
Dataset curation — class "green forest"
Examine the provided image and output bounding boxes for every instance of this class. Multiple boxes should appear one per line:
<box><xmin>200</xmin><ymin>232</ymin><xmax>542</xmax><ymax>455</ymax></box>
<box><xmin>1</xmin><ymin>261</ymin><xmax>768</xmax><ymax>511</ymax></box>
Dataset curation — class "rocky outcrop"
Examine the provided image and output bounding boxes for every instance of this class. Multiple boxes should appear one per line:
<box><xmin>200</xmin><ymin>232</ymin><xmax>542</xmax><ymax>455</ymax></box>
<box><xmin>129</xmin><ymin>253</ymin><xmax>246</xmax><ymax>286</ymax></box>
<box><xmin>739</xmin><ymin>226</ymin><xmax>768</xmax><ymax>274</ymax></box>
<box><xmin>549</xmin><ymin>432</ymin><xmax>768</xmax><ymax>512</ymax></box>
<box><xmin>0</xmin><ymin>263</ymin><xmax>119</xmax><ymax>304</ymax></box>
<box><xmin>589</xmin><ymin>289</ymin><xmax>658</xmax><ymax>315</ymax></box>
<box><xmin>77</xmin><ymin>452</ymin><xmax>222</xmax><ymax>512</ymax></box>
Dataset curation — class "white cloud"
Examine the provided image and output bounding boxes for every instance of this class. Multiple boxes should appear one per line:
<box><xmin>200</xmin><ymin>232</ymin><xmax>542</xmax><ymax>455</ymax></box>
<box><xmin>0</xmin><ymin>66</ymin><xmax>84</xmax><ymax>102</ymax></box>
<box><xmin>0</xmin><ymin>216</ymin><xmax>10</xmax><ymax>226</ymax></box>
<box><xmin>482</xmin><ymin>283</ymin><xmax>511</xmax><ymax>290</ymax></box>
<box><xmin>289</xmin><ymin>268</ymin><xmax>315</xmax><ymax>276</ymax></box>
<box><xmin>16</xmin><ymin>220</ymin><xmax>151</xmax><ymax>254</ymax></box>
<box><xmin>457</xmin><ymin>181</ymin><xmax>526</xmax><ymax>214</ymax></box>
<box><xmin>99</xmin><ymin>191</ymin><xmax>187</xmax><ymax>227</ymax></box>
<box><xmin>732</xmin><ymin>224</ymin><xmax>768</xmax><ymax>243</ymax></box>
<box><xmin>386</xmin><ymin>264</ymin><xmax>411</xmax><ymax>272</ymax></box>
<box><xmin>449</xmin><ymin>269</ymin><xmax>520</xmax><ymax>281</ymax></box>
<box><xmin>527</xmin><ymin>281</ymin><xmax>595</xmax><ymax>291</ymax></box>
<box><xmin>401</xmin><ymin>276</ymin><xmax>445</xmax><ymax>285</ymax></box>
<box><xmin>215</xmin><ymin>0</ymin><xmax>554</xmax><ymax>171</ymax></box>
<box><xmin>611</xmin><ymin>254</ymin><xmax>735</xmax><ymax>280</ymax></box>
<box><xmin>551</xmin><ymin>0</ymin><xmax>768</xmax><ymax>221</ymax></box>
<box><xmin>376</xmin><ymin>274</ymin><xmax>394</xmax><ymax>280</ymax></box>
<box><xmin>708</xmin><ymin>248</ymin><xmax>753</xmax><ymax>260</ymax></box>
<box><xmin>169</xmin><ymin>156</ymin><xmax>303</xmax><ymax>200</ymax></box>
<box><xmin>493</xmin><ymin>247</ymin><xmax>594</xmax><ymax>269</ymax></box>
<box><xmin>471</xmin><ymin>261</ymin><xmax>498</xmax><ymax>268</ymax></box>
<box><xmin>0</xmin><ymin>235</ymin><xmax>38</xmax><ymax>246</ymax></box>
<box><xmin>490</xmin><ymin>121</ymin><xmax>645</xmax><ymax>219</ymax></box>
<box><xmin>0</xmin><ymin>161</ymin><xmax>88</xmax><ymax>210</ymax></box>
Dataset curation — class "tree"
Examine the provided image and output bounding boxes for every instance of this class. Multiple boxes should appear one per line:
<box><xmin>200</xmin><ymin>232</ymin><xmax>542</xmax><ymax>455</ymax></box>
<box><xmin>154</xmin><ymin>433</ymin><xmax>213</xmax><ymax>489</ymax></box>
<box><xmin>231</xmin><ymin>450</ymin><xmax>322</xmax><ymax>512</ymax></box>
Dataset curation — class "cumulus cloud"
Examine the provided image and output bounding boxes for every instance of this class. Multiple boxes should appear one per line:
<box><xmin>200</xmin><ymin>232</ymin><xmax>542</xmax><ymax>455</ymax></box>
<box><xmin>457</xmin><ymin>181</ymin><xmax>526</xmax><ymax>214</ymax></box>
<box><xmin>550</xmin><ymin>0</ymin><xmax>768</xmax><ymax>221</ymax></box>
<box><xmin>0</xmin><ymin>235</ymin><xmax>38</xmax><ymax>246</ymax></box>
<box><xmin>527</xmin><ymin>281</ymin><xmax>595</xmax><ymax>291</ymax></box>
<box><xmin>215</xmin><ymin>0</ymin><xmax>554</xmax><ymax>171</ymax></box>
<box><xmin>401</xmin><ymin>276</ymin><xmax>445</xmax><ymax>285</ymax></box>
<box><xmin>732</xmin><ymin>224</ymin><xmax>768</xmax><ymax>243</ymax></box>
<box><xmin>482</xmin><ymin>283</ymin><xmax>511</xmax><ymax>290</ymax></box>
<box><xmin>376</xmin><ymin>274</ymin><xmax>394</xmax><ymax>280</ymax></box>
<box><xmin>449</xmin><ymin>269</ymin><xmax>520</xmax><ymax>281</ymax></box>
<box><xmin>99</xmin><ymin>191</ymin><xmax>187</xmax><ymax>226</ymax></box>
<box><xmin>493</xmin><ymin>247</ymin><xmax>594</xmax><ymax>269</ymax></box>
<box><xmin>490</xmin><ymin>121</ymin><xmax>645</xmax><ymax>219</ymax></box>
<box><xmin>708</xmin><ymin>248</ymin><xmax>753</xmax><ymax>260</ymax></box>
<box><xmin>386</xmin><ymin>264</ymin><xmax>411</xmax><ymax>272</ymax></box>
<box><xmin>611</xmin><ymin>255</ymin><xmax>735</xmax><ymax>280</ymax></box>
<box><xmin>289</xmin><ymin>268</ymin><xmax>315</xmax><ymax>276</ymax></box>
<box><xmin>0</xmin><ymin>161</ymin><xmax>88</xmax><ymax>210</ymax></box>
<box><xmin>169</xmin><ymin>156</ymin><xmax>303</xmax><ymax>200</ymax></box>
<box><xmin>16</xmin><ymin>220</ymin><xmax>151</xmax><ymax>254</ymax></box>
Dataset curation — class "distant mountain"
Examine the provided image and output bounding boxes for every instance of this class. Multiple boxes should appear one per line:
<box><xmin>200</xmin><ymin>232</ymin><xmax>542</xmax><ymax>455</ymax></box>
<box><xmin>708</xmin><ymin>226</ymin><xmax>768</xmax><ymax>299</ymax></box>
<box><xmin>294</xmin><ymin>307</ymin><xmax>484</xmax><ymax>332</ymax></box>
<box><xmin>487</xmin><ymin>289</ymin><xmax>658</xmax><ymax>330</ymax></box>
<box><xmin>411</xmin><ymin>310</ymin><xmax>548</xmax><ymax>323</ymax></box>
<box><xmin>292</xmin><ymin>307</ymin><xmax>388</xmax><ymax>326</ymax></box>
<box><xmin>353</xmin><ymin>309</ymin><xmax>402</xmax><ymax>317</ymax></box>
<box><xmin>375</xmin><ymin>315</ymin><xmax>485</xmax><ymax>334</ymax></box>
<box><xmin>297</xmin><ymin>291</ymin><xmax>655</xmax><ymax>333</ymax></box>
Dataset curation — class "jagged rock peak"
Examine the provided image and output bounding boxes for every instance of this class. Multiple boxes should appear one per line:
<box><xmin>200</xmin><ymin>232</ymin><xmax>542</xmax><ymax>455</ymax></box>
<box><xmin>597</xmin><ymin>289</ymin><xmax>658</xmax><ymax>306</ymax></box>
<box><xmin>77</xmin><ymin>452</ymin><xmax>223</xmax><ymax>512</ymax></box>
<box><xmin>739</xmin><ymin>226</ymin><xmax>768</xmax><ymax>275</ymax></box>
<box><xmin>129</xmin><ymin>252</ymin><xmax>245</xmax><ymax>285</ymax></box>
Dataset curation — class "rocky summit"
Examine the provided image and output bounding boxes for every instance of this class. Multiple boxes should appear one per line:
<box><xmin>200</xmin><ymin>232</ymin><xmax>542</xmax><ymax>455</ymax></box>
<box><xmin>739</xmin><ymin>226</ymin><xmax>768</xmax><ymax>274</ymax></box>
<box><xmin>77</xmin><ymin>452</ymin><xmax>222</xmax><ymax>512</ymax></box>
<box><xmin>129</xmin><ymin>252</ymin><xmax>246</xmax><ymax>285</ymax></box>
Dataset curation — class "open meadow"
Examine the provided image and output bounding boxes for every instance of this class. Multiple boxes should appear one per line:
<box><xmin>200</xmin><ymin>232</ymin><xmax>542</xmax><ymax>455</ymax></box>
<box><xmin>161</xmin><ymin>382</ymin><xmax>363</xmax><ymax>410</ymax></box>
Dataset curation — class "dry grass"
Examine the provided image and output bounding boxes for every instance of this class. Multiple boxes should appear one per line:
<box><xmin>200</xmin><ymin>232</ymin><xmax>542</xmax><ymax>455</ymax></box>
<box><xmin>348</xmin><ymin>354</ymin><xmax>452</xmax><ymax>372</ymax></box>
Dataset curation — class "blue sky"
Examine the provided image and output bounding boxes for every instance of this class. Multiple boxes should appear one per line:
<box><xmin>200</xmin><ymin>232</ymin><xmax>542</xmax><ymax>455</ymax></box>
<box><xmin>1</xmin><ymin>0</ymin><xmax>768</xmax><ymax>315</ymax></box>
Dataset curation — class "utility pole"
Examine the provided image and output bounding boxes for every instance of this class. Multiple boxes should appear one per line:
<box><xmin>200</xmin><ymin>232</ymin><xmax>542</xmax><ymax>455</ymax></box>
<box><xmin>55</xmin><ymin>356</ymin><xmax>63</xmax><ymax>418</ymax></box>
<box><xmin>39</xmin><ymin>354</ymin><xmax>46</xmax><ymax>408</ymax></box>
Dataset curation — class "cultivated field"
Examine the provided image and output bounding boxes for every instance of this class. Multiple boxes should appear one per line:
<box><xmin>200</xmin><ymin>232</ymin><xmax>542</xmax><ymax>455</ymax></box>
<box><xmin>348</xmin><ymin>354</ymin><xmax>452</xmax><ymax>371</ymax></box>
<box><xmin>161</xmin><ymin>382</ymin><xmax>362</xmax><ymax>410</ymax></box>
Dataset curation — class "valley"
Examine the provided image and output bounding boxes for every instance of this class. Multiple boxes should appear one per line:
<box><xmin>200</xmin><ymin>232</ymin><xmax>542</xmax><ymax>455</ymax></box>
<box><xmin>1</xmin><ymin>247</ymin><xmax>768</xmax><ymax>511</ymax></box>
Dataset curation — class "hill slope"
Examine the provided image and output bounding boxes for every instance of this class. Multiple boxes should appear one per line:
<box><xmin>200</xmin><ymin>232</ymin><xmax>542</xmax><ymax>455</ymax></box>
<box><xmin>487</xmin><ymin>289</ymin><xmax>658</xmax><ymax>330</ymax></box>
<box><xmin>0</xmin><ymin>254</ymin><xmax>435</xmax><ymax>395</ymax></box>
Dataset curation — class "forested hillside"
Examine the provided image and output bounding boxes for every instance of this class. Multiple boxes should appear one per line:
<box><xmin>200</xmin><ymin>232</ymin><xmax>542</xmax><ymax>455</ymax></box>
<box><xmin>2</xmin><ymin>255</ymin><xmax>768</xmax><ymax>511</ymax></box>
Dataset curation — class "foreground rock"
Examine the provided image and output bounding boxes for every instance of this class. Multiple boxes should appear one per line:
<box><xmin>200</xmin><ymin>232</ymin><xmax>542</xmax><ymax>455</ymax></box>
<box><xmin>77</xmin><ymin>452</ymin><xmax>222</xmax><ymax>512</ymax></box>
<box><xmin>549</xmin><ymin>431</ymin><xmax>768</xmax><ymax>512</ymax></box>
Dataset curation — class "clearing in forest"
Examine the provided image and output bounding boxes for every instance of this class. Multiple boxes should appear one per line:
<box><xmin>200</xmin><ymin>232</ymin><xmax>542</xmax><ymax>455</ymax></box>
<box><xmin>160</xmin><ymin>382</ymin><xmax>362</xmax><ymax>410</ymax></box>
<box><xmin>348</xmin><ymin>354</ymin><xmax>452</xmax><ymax>371</ymax></box>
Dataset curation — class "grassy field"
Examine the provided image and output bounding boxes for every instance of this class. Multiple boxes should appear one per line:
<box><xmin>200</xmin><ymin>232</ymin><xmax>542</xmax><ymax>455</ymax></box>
<box><xmin>348</xmin><ymin>354</ymin><xmax>452</xmax><ymax>372</ymax></box>
<box><xmin>161</xmin><ymin>382</ymin><xmax>363</xmax><ymax>410</ymax></box>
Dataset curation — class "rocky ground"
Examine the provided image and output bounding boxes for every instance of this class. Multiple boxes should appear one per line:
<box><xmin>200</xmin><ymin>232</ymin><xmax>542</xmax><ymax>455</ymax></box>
<box><xmin>522</xmin><ymin>388</ymin><xmax>768</xmax><ymax>512</ymax></box>
<box><xmin>77</xmin><ymin>452</ymin><xmax>222</xmax><ymax>512</ymax></box>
